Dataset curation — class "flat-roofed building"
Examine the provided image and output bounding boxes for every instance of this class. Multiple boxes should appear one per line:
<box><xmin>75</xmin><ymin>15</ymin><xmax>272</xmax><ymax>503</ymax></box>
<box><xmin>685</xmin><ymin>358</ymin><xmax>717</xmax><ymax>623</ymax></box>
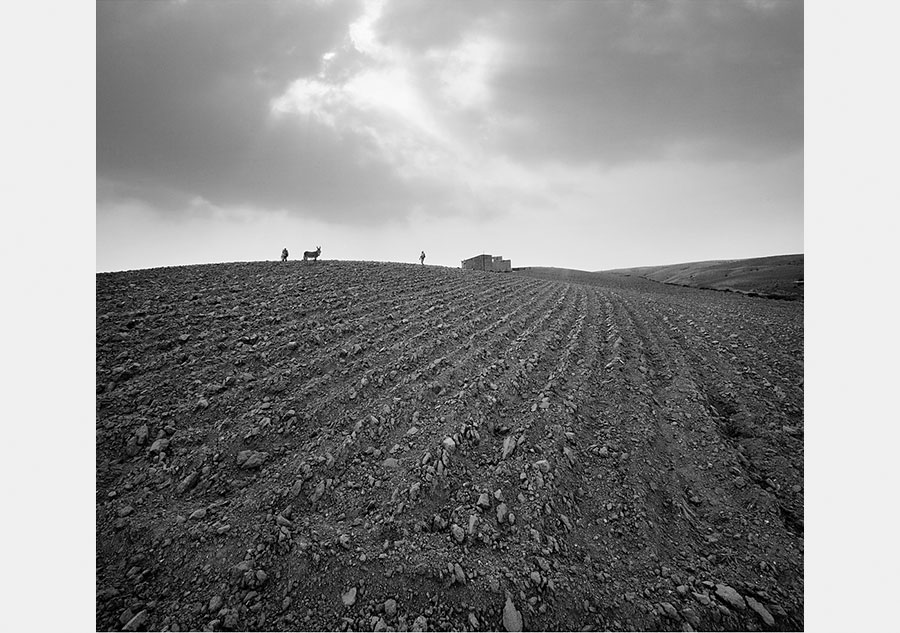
<box><xmin>461</xmin><ymin>254</ymin><xmax>511</xmax><ymax>272</ymax></box>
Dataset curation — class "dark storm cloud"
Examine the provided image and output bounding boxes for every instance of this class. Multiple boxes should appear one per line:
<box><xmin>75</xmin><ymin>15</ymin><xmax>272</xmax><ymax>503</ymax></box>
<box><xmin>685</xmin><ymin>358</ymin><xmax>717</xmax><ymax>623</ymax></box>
<box><xmin>379</xmin><ymin>0</ymin><xmax>804</xmax><ymax>165</ymax></box>
<box><xmin>499</xmin><ymin>0</ymin><xmax>803</xmax><ymax>163</ymax></box>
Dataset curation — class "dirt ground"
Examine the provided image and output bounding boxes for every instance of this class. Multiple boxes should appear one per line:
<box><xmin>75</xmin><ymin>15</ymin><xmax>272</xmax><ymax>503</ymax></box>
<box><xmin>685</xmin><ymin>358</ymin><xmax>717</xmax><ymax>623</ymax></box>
<box><xmin>96</xmin><ymin>260</ymin><xmax>803</xmax><ymax>632</ymax></box>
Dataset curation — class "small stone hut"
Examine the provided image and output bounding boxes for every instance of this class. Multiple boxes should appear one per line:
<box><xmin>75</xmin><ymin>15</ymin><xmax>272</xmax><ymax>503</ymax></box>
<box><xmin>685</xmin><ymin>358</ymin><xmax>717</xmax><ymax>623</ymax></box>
<box><xmin>461</xmin><ymin>254</ymin><xmax>511</xmax><ymax>272</ymax></box>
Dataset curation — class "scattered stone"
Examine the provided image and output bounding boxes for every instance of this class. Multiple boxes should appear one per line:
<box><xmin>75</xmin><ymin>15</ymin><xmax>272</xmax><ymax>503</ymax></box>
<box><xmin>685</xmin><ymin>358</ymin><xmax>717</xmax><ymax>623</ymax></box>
<box><xmin>236</xmin><ymin>450</ymin><xmax>268</xmax><ymax>469</ymax></box>
<box><xmin>189</xmin><ymin>508</ymin><xmax>206</xmax><ymax>520</ymax></box>
<box><xmin>681</xmin><ymin>607</ymin><xmax>701</xmax><ymax>628</ymax></box>
<box><xmin>715</xmin><ymin>584</ymin><xmax>747</xmax><ymax>611</ymax></box>
<box><xmin>384</xmin><ymin>599</ymin><xmax>397</xmax><ymax>618</ymax></box>
<box><xmin>117</xmin><ymin>506</ymin><xmax>134</xmax><ymax>517</ymax></box>
<box><xmin>659</xmin><ymin>602</ymin><xmax>679</xmax><ymax>619</ymax></box>
<box><xmin>310</xmin><ymin>480</ymin><xmax>325</xmax><ymax>503</ymax></box>
<box><xmin>342</xmin><ymin>587</ymin><xmax>357</xmax><ymax>607</ymax></box>
<box><xmin>177</xmin><ymin>471</ymin><xmax>200</xmax><ymax>495</ymax></box>
<box><xmin>502</xmin><ymin>436</ymin><xmax>516</xmax><ymax>459</ymax></box>
<box><xmin>496</xmin><ymin>503</ymin><xmax>509</xmax><ymax>524</ymax></box>
<box><xmin>135</xmin><ymin>425</ymin><xmax>149</xmax><ymax>445</ymax></box>
<box><xmin>533</xmin><ymin>459</ymin><xmax>551</xmax><ymax>473</ymax></box>
<box><xmin>382</xmin><ymin>457</ymin><xmax>399</xmax><ymax>468</ymax></box>
<box><xmin>122</xmin><ymin>610</ymin><xmax>148</xmax><ymax>631</ymax></box>
<box><xmin>149</xmin><ymin>438</ymin><xmax>169</xmax><ymax>453</ymax></box>
<box><xmin>503</xmin><ymin>593</ymin><xmax>523</xmax><ymax>632</ymax></box>
<box><xmin>209</xmin><ymin>595</ymin><xmax>223</xmax><ymax>613</ymax></box>
<box><xmin>118</xmin><ymin>609</ymin><xmax>134</xmax><ymax>626</ymax></box>
<box><xmin>476</xmin><ymin>493</ymin><xmax>491</xmax><ymax>510</ymax></box>
<box><xmin>746</xmin><ymin>596</ymin><xmax>775</xmax><ymax>626</ymax></box>
<box><xmin>451</xmin><ymin>524</ymin><xmax>465</xmax><ymax>544</ymax></box>
<box><xmin>453</xmin><ymin>563</ymin><xmax>466</xmax><ymax>584</ymax></box>
<box><xmin>412</xmin><ymin>615</ymin><xmax>428</xmax><ymax>631</ymax></box>
<box><xmin>125</xmin><ymin>436</ymin><xmax>140</xmax><ymax>457</ymax></box>
<box><xmin>442</xmin><ymin>437</ymin><xmax>456</xmax><ymax>453</ymax></box>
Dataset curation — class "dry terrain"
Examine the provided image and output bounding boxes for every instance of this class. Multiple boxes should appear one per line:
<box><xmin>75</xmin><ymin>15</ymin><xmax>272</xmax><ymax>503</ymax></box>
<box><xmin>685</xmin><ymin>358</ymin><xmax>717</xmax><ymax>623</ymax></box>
<box><xmin>97</xmin><ymin>260</ymin><xmax>803</xmax><ymax>632</ymax></box>
<box><xmin>603</xmin><ymin>254</ymin><xmax>804</xmax><ymax>300</ymax></box>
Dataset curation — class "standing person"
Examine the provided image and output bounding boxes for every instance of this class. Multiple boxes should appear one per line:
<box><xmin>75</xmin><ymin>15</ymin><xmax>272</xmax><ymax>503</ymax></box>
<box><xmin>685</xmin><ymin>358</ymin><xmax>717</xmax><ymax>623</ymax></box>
<box><xmin>281</xmin><ymin>248</ymin><xmax>289</xmax><ymax>262</ymax></box>
<box><xmin>419</xmin><ymin>250</ymin><xmax>426</xmax><ymax>265</ymax></box>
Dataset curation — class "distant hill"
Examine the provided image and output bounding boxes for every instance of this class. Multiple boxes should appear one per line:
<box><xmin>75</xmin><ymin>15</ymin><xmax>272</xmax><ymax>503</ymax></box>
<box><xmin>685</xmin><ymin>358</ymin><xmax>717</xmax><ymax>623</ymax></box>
<box><xmin>603</xmin><ymin>254</ymin><xmax>804</xmax><ymax>300</ymax></box>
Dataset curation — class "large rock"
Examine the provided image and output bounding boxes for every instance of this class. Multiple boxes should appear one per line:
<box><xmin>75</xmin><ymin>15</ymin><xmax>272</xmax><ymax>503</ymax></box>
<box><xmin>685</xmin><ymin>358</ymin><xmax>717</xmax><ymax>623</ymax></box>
<box><xmin>746</xmin><ymin>596</ymin><xmax>775</xmax><ymax>626</ymax></box>
<box><xmin>177</xmin><ymin>471</ymin><xmax>200</xmax><ymax>495</ymax></box>
<box><xmin>189</xmin><ymin>508</ymin><xmax>206</xmax><ymax>520</ymax></box>
<box><xmin>122</xmin><ymin>610</ymin><xmax>148</xmax><ymax>631</ymax></box>
<box><xmin>715</xmin><ymin>584</ymin><xmax>746</xmax><ymax>611</ymax></box>
<box><xmin>149</xmin><ymin>438</ymin><xmax>169</xmax><ymax>453</ymax></box>
<box><xmin>236</xmin><ymin>450</ymin><xmax>268</xmax><ymax>469</ymax></box>
<box><xmin>342</xmin><ymin>586</ymin><xmax>357</xmax><ymax>607</ymax></box>
<box><xmin>503</xmin><ymin>593</ymin><xmax>523</xmax><ymax>632</ymax></box>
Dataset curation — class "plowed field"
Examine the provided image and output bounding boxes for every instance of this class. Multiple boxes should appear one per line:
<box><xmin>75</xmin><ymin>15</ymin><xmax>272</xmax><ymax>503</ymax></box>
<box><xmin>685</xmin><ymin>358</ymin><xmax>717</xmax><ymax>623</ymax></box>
<box><xmin>96</xmin><ymin>260</ymin><xmax>803</xmax><ymax>632</ymax></box>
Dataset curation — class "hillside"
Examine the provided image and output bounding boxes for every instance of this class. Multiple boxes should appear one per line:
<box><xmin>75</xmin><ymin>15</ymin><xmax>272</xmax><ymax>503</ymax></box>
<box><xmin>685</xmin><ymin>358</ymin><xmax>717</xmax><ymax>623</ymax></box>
<box><xmin>97</xmin><ymin>260</ymin><xmax>803</xmax><ymax>632</ymax></box>
<box><xmin>604</xmin><ymin>255</ymin><xmax>804</xmax><ymax>300</ymax></box>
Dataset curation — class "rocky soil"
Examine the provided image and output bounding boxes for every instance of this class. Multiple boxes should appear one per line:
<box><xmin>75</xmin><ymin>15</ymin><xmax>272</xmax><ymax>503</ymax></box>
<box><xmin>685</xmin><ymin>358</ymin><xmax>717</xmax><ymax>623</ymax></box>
<box><xmin>96</xmin><ymin>260</ymin><xmax>803</xmax><ymax>631</ymax></box>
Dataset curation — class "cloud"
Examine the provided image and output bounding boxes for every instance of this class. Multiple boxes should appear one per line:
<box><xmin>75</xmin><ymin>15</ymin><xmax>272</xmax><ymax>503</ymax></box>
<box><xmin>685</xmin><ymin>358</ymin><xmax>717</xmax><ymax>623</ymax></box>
<box><xmin>97</xmin><ymin>0</ymin><xmax>803</xmax><ymax>234</ymax></box>
<box><xmin>372</xmin><ymin>1</ymin><xmax>803</xmax><ymax>163</ymax></box>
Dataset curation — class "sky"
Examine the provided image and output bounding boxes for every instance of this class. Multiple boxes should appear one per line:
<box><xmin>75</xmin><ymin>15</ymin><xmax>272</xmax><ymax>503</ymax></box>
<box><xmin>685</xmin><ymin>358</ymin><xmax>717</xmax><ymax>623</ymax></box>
<box><xmin>96</xmin><ymin>0</ymin><xmax>803</xmax><ymax>272</ymax></box>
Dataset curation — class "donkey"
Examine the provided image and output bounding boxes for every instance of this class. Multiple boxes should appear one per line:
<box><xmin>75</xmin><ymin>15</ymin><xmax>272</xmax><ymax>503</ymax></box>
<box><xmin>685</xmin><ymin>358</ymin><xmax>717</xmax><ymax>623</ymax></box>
<box><xmin>303</xmin><ymin>246</ymin><xmax>321</xmax><ymax>262</ymax></box>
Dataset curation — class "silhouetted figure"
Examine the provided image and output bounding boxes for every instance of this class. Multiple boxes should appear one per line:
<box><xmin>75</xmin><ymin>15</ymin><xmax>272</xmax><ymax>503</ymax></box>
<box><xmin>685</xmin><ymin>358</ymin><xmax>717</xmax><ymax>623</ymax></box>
<box><xmin>304</xmin><ymin>246</ymin><xmax>321</xmax><ymax>263</ymax></box>
<box><xmin>419</xmin><ymin>251</ymin><xmax>426</xmax><ymax>265</ymax></box>
<box><xmin>281</xmin><ymin>248</ymin><xmax>289</xmax><ymax>262</ymax></box>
